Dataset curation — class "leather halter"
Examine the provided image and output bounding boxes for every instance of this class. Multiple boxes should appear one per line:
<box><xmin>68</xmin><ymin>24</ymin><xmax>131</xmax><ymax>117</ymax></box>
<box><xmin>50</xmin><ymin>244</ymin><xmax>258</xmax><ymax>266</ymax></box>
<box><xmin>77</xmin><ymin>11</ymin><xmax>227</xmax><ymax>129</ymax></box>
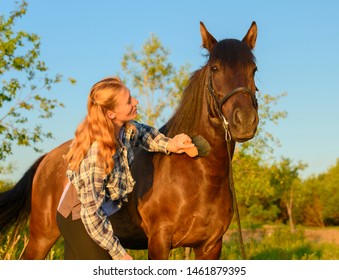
<box><xmin>207</xmin><ymin>72</ymin><xmax>258</xmax><ymax>113</ymax></box>
<box><xmin>207</xmin><ymin>72</ymin><xmax>258</xmax><ymax>141</ymax></box>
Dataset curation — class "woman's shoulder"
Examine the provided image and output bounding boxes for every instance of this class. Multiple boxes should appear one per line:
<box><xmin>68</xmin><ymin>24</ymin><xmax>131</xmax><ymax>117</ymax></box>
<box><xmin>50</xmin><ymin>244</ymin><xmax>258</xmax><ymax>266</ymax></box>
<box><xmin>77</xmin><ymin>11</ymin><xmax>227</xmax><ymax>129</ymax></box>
<box><xmin>66</xmin><ymin>142</ymin><xmax>102</xmax><ymax>183</ymax></box>
<box><xmin>84</xmin><ymin>141</ymin><xmax>100</xmax><ymax>162</ymax></box>
<box><xmin>67</xmin><ymin>142</ymin><xmax>102</xmax><ymax>180</ymax></box>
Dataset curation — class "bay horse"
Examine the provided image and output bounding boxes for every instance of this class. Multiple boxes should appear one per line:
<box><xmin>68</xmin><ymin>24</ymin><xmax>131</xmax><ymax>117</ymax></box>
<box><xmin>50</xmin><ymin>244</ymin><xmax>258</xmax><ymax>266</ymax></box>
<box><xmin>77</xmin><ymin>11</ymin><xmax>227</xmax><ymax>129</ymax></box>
<box><xmin>0</xmin><ymin>21</ymin><xmax>259</xmax><ymax>259</ymax></box>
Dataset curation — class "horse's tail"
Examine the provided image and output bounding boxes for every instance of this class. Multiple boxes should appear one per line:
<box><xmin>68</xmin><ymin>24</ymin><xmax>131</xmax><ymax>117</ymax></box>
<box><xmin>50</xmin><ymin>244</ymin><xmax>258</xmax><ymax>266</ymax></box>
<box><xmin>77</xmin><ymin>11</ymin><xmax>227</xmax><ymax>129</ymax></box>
<box><xmin>0</xmin><ymin>154</ymin><xmax>46</xmax><ymax>236</ymax></box>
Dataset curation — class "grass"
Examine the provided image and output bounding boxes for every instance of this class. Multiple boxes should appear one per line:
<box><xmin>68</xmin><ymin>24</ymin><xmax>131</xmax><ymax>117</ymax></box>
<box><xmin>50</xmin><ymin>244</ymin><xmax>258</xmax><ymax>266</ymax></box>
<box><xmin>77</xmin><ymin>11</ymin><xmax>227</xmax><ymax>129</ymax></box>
<box><xmin>221</xmin><ymin>225</ymin><xmax>339</xmax><ymax>260</ymax></box>
<box><xmin>2</xmin><ymin>225</ymin><xmax>339</xmax><ymax>260</ymax></box>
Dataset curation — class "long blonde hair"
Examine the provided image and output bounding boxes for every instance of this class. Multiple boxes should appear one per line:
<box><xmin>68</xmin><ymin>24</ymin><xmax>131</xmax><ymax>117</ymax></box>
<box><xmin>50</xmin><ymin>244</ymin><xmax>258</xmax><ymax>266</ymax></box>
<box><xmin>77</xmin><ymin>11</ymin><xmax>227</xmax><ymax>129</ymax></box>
<box><xmin>65</xmin><ymin>77</ymin><xmax>125</xmax><ymax>175</ymax></box>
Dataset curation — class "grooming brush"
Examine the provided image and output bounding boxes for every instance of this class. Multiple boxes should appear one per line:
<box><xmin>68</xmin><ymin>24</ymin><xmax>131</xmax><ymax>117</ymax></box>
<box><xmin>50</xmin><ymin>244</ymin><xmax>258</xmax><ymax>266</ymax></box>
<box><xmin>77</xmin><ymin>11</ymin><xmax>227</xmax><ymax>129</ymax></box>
<box><xmin>183</xmin><ymin>135</ymin><xmax>211</xmax><ymax>157</ymax></box>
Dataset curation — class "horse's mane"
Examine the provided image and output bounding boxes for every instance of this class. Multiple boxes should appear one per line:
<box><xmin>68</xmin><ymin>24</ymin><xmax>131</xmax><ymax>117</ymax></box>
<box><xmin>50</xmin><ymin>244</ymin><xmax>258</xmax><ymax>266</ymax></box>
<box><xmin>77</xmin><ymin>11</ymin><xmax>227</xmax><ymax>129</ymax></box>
<box><xmin>162</xmin><ymin>39</ymin><xmax>256</xmax><ymax>138</ymax></box>
<box><xmin>163</xmin><ymin>66</ymin><xmax>208</xmax><ymax>137</ymax></box>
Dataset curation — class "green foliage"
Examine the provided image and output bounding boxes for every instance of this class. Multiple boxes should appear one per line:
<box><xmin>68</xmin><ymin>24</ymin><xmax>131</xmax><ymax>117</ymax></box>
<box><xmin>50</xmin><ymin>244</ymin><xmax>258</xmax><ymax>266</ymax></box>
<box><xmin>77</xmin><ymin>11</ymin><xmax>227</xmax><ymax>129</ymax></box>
<box><xmin>221</xmin><ymin>226</ymin><xmax>339</xmax><ymax>260</ymax></box>
<box><xmin>0</xmin><ymin>225</ymin><xmax>27</xmax><ymax>259</ymax></box>
<box><xmin>0</xmin><ymin>227</ymin><xmax>64</xmax><ymax>259</ymax></box>
<box><xmin>317</xmin><ymin>160</ymin><xmax>339</xmax><ymax>225</ymax></box>
<box><xmin>2</xmin><ymin>223</ymin><xmax>338</xmax><ymax>260</ymax></box>
<box><xmin>246</xmin><ymin>227</ymin><xmax>322</xmax><ymax>260</ymax></box>
<box><xmin>0</xmin><ymin>1</ymin><xmax>75</xmax><ymax>163</ymax></box>
<box><xmin>238</xmin><ymin>91</ymin><xmax>287</xmax><ymax>159</ymax></box>
<box><xmin>269</xmin><ymin>158</ymin><xmax>307</xmax><ymax>230</ymax></box>
<box><xmin>126</xmin><ymin>226</ymin><xmax>339</xmax><ymax>260</ymax></box>
<box><xmin>233</xmin><ymin>152</ymin><xmax>280</xmax><ymax>223</ymax></box>
<box><xmin>233</xmin><ymin>155</ymin><xmax>339</xmax><ymax>228</ymax></box>
<box><xmin>232</xmin><ymin>91</ymin><xmax>289</xmax><ymax>224</ymax></box>
<box><xmin>299</xmin><ymin>159</ymin><xmax>339</xmax><ymax>226</ymax></box>
<box><xmin>0</xmin><ymin>181</ymin><xmax>13</xmax><ymax>192</ymax></box>
<box><xmin>121</xmin><ymin>33</ymin><xmax>190</xmax><ymax>127</ymax></box>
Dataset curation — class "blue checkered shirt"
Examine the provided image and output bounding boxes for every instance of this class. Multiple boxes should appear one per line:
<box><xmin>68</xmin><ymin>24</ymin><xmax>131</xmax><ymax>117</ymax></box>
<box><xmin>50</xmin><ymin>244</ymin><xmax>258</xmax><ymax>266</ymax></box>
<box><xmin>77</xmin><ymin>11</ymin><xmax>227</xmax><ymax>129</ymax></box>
<box><xmin>66</xmin><ymin>121</ymin><xmax>170</xmax><ymax>259</ymax></box>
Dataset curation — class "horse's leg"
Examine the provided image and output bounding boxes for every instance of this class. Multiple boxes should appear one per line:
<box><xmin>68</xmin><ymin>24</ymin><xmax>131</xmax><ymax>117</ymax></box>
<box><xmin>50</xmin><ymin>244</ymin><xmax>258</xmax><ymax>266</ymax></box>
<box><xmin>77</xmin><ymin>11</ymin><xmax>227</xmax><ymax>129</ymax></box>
<box><xmin>22</xmin><ymin>148</ymin><xmax>67</xmax><ymax>259</ymax></box>
<box><xmin>193</xmin><ymin>239</ymin><xmax>223</xmax><ymax>260</ymax></box>
<box><xmin>21</xmin><ymin>205</ymin><xmax>61</xmax><ymax>259</ymax></box>
<box><xmin>147</xmin><ymin>229</ymin><xmax>172</xmax><ymax>260</ymax></box>
<box><xmin>22</xmin><ymin>224</ymin><xmax>60</xmax><ymax>259</ymax></box>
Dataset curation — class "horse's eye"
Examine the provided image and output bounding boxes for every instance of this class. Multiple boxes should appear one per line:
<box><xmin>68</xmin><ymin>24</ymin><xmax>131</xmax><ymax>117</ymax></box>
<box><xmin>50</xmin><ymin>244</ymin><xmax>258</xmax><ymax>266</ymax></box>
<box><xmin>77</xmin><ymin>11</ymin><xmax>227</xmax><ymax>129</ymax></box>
<box><xmin>210</xmin><ymin>66</ymin><xmax>218</xmax><ymax>72</ymax></box>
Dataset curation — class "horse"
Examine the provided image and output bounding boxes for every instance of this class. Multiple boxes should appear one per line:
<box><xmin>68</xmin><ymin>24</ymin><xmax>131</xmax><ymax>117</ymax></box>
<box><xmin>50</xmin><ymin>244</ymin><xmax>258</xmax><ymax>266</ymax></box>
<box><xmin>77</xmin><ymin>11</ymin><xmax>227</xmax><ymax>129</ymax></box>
<box><xmin>0</xmin><ymin>21</ymin><xmax>259</xmax><ymax>260</ymax></box>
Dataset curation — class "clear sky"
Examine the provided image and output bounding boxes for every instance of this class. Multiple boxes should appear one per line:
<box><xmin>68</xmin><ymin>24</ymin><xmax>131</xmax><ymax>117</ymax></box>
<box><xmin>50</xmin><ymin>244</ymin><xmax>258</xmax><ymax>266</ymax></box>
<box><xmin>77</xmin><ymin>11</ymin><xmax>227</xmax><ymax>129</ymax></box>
<box><xmin>2</xmin><ymin>0</ymin><xmax>339</xmax><ymax>181</ymax></box>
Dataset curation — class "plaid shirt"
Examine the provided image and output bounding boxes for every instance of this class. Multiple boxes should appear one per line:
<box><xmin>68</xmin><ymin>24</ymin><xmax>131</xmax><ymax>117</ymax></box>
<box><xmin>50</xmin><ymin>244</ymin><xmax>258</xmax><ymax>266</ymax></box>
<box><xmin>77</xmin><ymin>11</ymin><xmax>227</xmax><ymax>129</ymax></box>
<box><xmin>66</xmin><ymin>121</ymin><xmax>170</xmax><ymax>259</ymax></box>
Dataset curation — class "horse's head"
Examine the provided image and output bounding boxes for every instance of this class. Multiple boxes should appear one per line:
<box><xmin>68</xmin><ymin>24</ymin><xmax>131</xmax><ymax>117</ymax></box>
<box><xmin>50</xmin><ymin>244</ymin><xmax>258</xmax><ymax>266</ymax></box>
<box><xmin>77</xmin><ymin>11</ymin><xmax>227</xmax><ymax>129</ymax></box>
<box><xmin>200</xmin><ymin>22</ymin><xmax>259</xmax><ymax>142</ymax></box>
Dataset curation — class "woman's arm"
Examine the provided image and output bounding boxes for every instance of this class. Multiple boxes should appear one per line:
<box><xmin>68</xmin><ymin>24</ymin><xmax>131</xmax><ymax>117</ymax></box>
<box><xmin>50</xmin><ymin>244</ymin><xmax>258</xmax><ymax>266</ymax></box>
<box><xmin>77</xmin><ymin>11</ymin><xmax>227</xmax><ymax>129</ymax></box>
<box><xmin>130</xmin><ymin>121</ymin><xmax>194</xmax><ymax>154</ymax></box>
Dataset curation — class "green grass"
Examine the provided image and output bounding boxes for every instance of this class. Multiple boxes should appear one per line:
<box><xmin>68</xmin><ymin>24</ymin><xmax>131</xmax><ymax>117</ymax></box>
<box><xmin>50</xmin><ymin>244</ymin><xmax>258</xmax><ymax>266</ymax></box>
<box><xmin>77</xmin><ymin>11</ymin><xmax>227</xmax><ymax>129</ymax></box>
<box><xmin>2</xmin><ymin>225</ymin><xmax>339</xmax><ymax>260</ymax></box>
<box><xmin>220</xmin><ymin>225</ymin><xmax>339</xmax><ymax>260</ymax></box>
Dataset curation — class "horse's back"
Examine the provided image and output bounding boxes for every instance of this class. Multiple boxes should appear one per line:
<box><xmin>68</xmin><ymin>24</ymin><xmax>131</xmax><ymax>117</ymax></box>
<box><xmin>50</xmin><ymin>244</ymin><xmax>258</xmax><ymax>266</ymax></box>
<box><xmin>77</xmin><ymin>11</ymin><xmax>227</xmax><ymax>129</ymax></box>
<box><xmin>33</xmin><ymin>140</ymin><xmax>72</xmax><ymax>195</ymax></box>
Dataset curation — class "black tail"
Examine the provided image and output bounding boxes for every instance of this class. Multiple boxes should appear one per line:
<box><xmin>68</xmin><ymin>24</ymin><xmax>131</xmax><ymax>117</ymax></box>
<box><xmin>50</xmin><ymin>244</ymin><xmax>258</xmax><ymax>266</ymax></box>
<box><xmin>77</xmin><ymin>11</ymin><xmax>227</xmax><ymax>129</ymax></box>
<box><xmin>0</xmin><ymin>155</ymin><xmax>46</xmax><ymax>235</ymax></box>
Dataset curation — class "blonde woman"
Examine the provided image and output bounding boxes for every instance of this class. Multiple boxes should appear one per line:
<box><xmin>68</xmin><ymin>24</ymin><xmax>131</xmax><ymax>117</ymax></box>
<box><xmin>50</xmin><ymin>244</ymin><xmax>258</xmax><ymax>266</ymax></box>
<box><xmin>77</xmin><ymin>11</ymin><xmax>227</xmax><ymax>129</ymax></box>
<box><xmin>57</xmin><ymin>77</ymin><xmax>194</xmax><ymax>260</ymax></box>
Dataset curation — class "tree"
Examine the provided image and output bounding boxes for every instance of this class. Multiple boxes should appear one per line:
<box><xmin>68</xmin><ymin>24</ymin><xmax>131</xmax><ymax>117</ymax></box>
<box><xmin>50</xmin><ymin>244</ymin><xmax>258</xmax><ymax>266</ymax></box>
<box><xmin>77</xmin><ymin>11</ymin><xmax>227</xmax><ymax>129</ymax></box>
<box><xmin>233</xmin><ymin>92</ymin><xmax>288</xmax><ymax>225</ymax></box>
<box><xmin>0</xmin><ymin>1</ymin><xmax>75</xmax><ymax>164</ymax></box>
<box><xmin>300</xmin><ymin>159</ymin><xmax>339</xmax><ymax>226</ymax></box>
<box><xmin>233</xmin><ymin>151</ymin><xmax>280</xmax><ymax>225</ymax></box>
<box><xmin>296</xmin><ymin>177</ymin><xmax>325</xmax><ymax>227</ymax></box>
<box><xmin>270</xmin><ymin>157</ymin><xmax>307</xmax><ymax>232</ymax></box>
<box><xmin>121</xmin><ymin>33</ymin><xmax>190</xmax><ymax>127</ymax></box>
<box><xmin>318</xmin><ymin>159</ymin><xmax>339</xmax><ymax>225</ymax></box>
<box><xmin>236</xmin><ymin>91</ymin><xmax>287</xmax><ymax>159</ymax></box>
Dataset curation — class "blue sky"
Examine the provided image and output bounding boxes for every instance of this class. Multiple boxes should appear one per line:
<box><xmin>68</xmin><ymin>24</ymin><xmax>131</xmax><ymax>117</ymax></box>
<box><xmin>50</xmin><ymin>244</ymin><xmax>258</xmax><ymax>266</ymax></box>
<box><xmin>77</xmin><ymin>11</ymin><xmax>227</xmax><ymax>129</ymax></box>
<box><xmin>2</xmin><ymin>0</ymin><xmax>339</xmax><ymax>181</ymax></box>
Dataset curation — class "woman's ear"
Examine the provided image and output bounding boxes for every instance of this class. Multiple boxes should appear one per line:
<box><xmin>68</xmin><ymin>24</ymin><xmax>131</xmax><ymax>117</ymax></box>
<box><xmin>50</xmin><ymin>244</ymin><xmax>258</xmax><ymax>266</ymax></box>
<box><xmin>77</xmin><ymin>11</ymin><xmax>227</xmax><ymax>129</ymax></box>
<box><xmin>106</xmin><ymin>110</ymin><xmax>116</xmax><ymax>120</ymax></box>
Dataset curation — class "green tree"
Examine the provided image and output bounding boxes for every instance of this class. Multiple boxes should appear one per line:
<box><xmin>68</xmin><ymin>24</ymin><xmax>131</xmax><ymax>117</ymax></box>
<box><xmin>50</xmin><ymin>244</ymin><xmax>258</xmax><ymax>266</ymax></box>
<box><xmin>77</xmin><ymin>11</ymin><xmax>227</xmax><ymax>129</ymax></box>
<box><xmin>300</xmin><ymin>159</ymin><xmax>339</xmax><ymax>226</ymax></box>
<box><xmin>233</xmin><ymin>92</ymin><xmax>288</xmax><ymax>225</ymax></box>
<box><xmin>0</xmin><ymin>1</ymin><xmax>75</xmax><ymax>164</ymax></box>
<box><xmin>237</xmin><ymin>92</ymin><xmax>287</xmax><ymax>159</ymax></box>
<box><xmin>233</xmin><ymin>151</ymin><xmax>280</xmax><ymax>225</ymax></box>
<box><xmin>121</xmin><ymin>33</ymin><xmax>190</xmax><ymax>127</ymax></box>
<box><xmin>318</xmin><ymin>159</ymin><xmax>339</xmax><ymax>225</ymax></box>
<box><xmin>270</xmin><ymin>157</ymin><xmax>307</xmax><ymax>232</ymax></box>
<box><xmin>294</xmin><ymin>177</ymin><xmax>325</xmax><ymax>227</ymax></box>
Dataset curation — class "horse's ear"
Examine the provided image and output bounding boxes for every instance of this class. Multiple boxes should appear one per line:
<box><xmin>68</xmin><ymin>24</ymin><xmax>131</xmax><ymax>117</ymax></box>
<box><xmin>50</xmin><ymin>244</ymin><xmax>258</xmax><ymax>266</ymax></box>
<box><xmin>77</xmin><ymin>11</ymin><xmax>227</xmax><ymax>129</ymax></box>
<box><xmin>200</xmin><ymin>22</ymin><xmax>218</xmax><ymax>52</ymax></box>
<box><xmin>242</xmin><ymin>21</ymin><xmax>257</xmax><ymax>49</ymax></box>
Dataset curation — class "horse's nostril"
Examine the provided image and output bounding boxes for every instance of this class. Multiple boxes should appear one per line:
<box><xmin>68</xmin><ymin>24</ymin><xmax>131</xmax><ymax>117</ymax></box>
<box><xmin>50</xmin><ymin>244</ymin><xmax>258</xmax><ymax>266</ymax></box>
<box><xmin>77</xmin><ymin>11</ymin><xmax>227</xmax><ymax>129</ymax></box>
<box><xmin>233</xmin><ymin>109</ymin><xmax>241</xmax><ymax>125</ymax></box>
<box><xmin>233</xmin><ymin>109</ymin><xmax>258</xmax><ymax>127</ymax></box>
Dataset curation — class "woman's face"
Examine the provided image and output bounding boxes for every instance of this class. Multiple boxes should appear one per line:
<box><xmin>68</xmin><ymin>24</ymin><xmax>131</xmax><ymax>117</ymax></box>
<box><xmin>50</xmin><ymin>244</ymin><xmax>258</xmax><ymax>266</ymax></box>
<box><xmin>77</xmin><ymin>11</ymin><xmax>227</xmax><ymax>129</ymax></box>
<box><xmin>110</xmin><ymin>86</ymin><xmax>138</xmax><ymax>124</ymax></box>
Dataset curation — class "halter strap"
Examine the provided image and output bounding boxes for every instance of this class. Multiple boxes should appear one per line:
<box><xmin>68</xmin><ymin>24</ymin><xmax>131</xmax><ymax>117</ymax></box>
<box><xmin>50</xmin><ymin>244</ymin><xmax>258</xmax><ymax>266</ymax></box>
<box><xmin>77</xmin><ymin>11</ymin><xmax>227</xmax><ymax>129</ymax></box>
<box><xmin>207</xmin><ymin>73</ymin><xmax>258</xmax><ymax>113</ymax></box>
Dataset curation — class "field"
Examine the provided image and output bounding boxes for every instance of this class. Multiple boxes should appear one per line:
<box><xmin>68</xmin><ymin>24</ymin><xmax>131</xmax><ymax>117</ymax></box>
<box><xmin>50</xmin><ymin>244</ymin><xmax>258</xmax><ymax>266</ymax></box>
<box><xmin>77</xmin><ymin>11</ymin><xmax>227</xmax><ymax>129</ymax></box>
<box><xmin>129</xmin><ymin>225</ymin><xmax>339</xmax><ymax>260</ymax></box>
<box><xmin>1</xmin><ymin>225</ymin><xmax>339</xmax><ymax>260</ymax></box>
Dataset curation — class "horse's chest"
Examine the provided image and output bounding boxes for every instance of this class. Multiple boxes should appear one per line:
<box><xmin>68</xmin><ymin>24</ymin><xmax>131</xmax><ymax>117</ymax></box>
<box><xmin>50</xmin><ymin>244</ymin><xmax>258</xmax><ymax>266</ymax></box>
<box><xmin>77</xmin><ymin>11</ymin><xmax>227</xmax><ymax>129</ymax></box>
<box><xmin>172</xmin><ymin>202</ymin><xmax>233</xmax><ymax>246</ymax></box>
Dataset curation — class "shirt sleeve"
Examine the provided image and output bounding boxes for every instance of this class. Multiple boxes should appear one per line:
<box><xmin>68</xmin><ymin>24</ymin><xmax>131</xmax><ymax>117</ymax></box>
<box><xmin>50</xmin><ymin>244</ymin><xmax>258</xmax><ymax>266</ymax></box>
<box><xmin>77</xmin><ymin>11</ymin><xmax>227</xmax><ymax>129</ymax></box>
<box><xmin>131</xmin><ymin>121</ymin><xmax>171</xmax><ymax>154</ymax></box>
<box><xmin>70</xmin><ymin>151</ymin><xmax>127</xmax><ymax>259</ymax></box>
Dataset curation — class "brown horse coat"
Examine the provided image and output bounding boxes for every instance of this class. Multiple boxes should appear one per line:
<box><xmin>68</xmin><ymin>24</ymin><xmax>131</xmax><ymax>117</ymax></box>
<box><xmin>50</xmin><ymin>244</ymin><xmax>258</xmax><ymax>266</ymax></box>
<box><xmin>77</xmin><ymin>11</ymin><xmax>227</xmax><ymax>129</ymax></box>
<box><xmin>0</xmin><ymin>21</ymin><xmax>259</xmax><ymax>259</ymax></box>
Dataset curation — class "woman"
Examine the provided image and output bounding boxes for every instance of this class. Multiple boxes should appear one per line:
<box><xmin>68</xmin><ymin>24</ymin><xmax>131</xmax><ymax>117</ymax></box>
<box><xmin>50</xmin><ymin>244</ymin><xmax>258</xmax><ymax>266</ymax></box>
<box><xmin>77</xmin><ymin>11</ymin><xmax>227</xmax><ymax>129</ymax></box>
<box><xmin>56</xmin><ymin>77</ymin><xmax>194</xmax><ymax>260</ymax></box>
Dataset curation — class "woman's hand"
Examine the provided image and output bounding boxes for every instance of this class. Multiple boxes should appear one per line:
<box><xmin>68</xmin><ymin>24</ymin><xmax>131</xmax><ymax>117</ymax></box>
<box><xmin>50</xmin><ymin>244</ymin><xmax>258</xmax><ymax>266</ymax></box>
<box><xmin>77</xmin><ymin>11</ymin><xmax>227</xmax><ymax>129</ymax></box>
<box><xmin>120</xmin><ymin>253</ymin><xmax>133</xmax><ymax>260</ymax></box>
<box><xmin>166</xmin><ymin>133</ymin><xmax>195</xmax><ymax>154</ymax></box>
